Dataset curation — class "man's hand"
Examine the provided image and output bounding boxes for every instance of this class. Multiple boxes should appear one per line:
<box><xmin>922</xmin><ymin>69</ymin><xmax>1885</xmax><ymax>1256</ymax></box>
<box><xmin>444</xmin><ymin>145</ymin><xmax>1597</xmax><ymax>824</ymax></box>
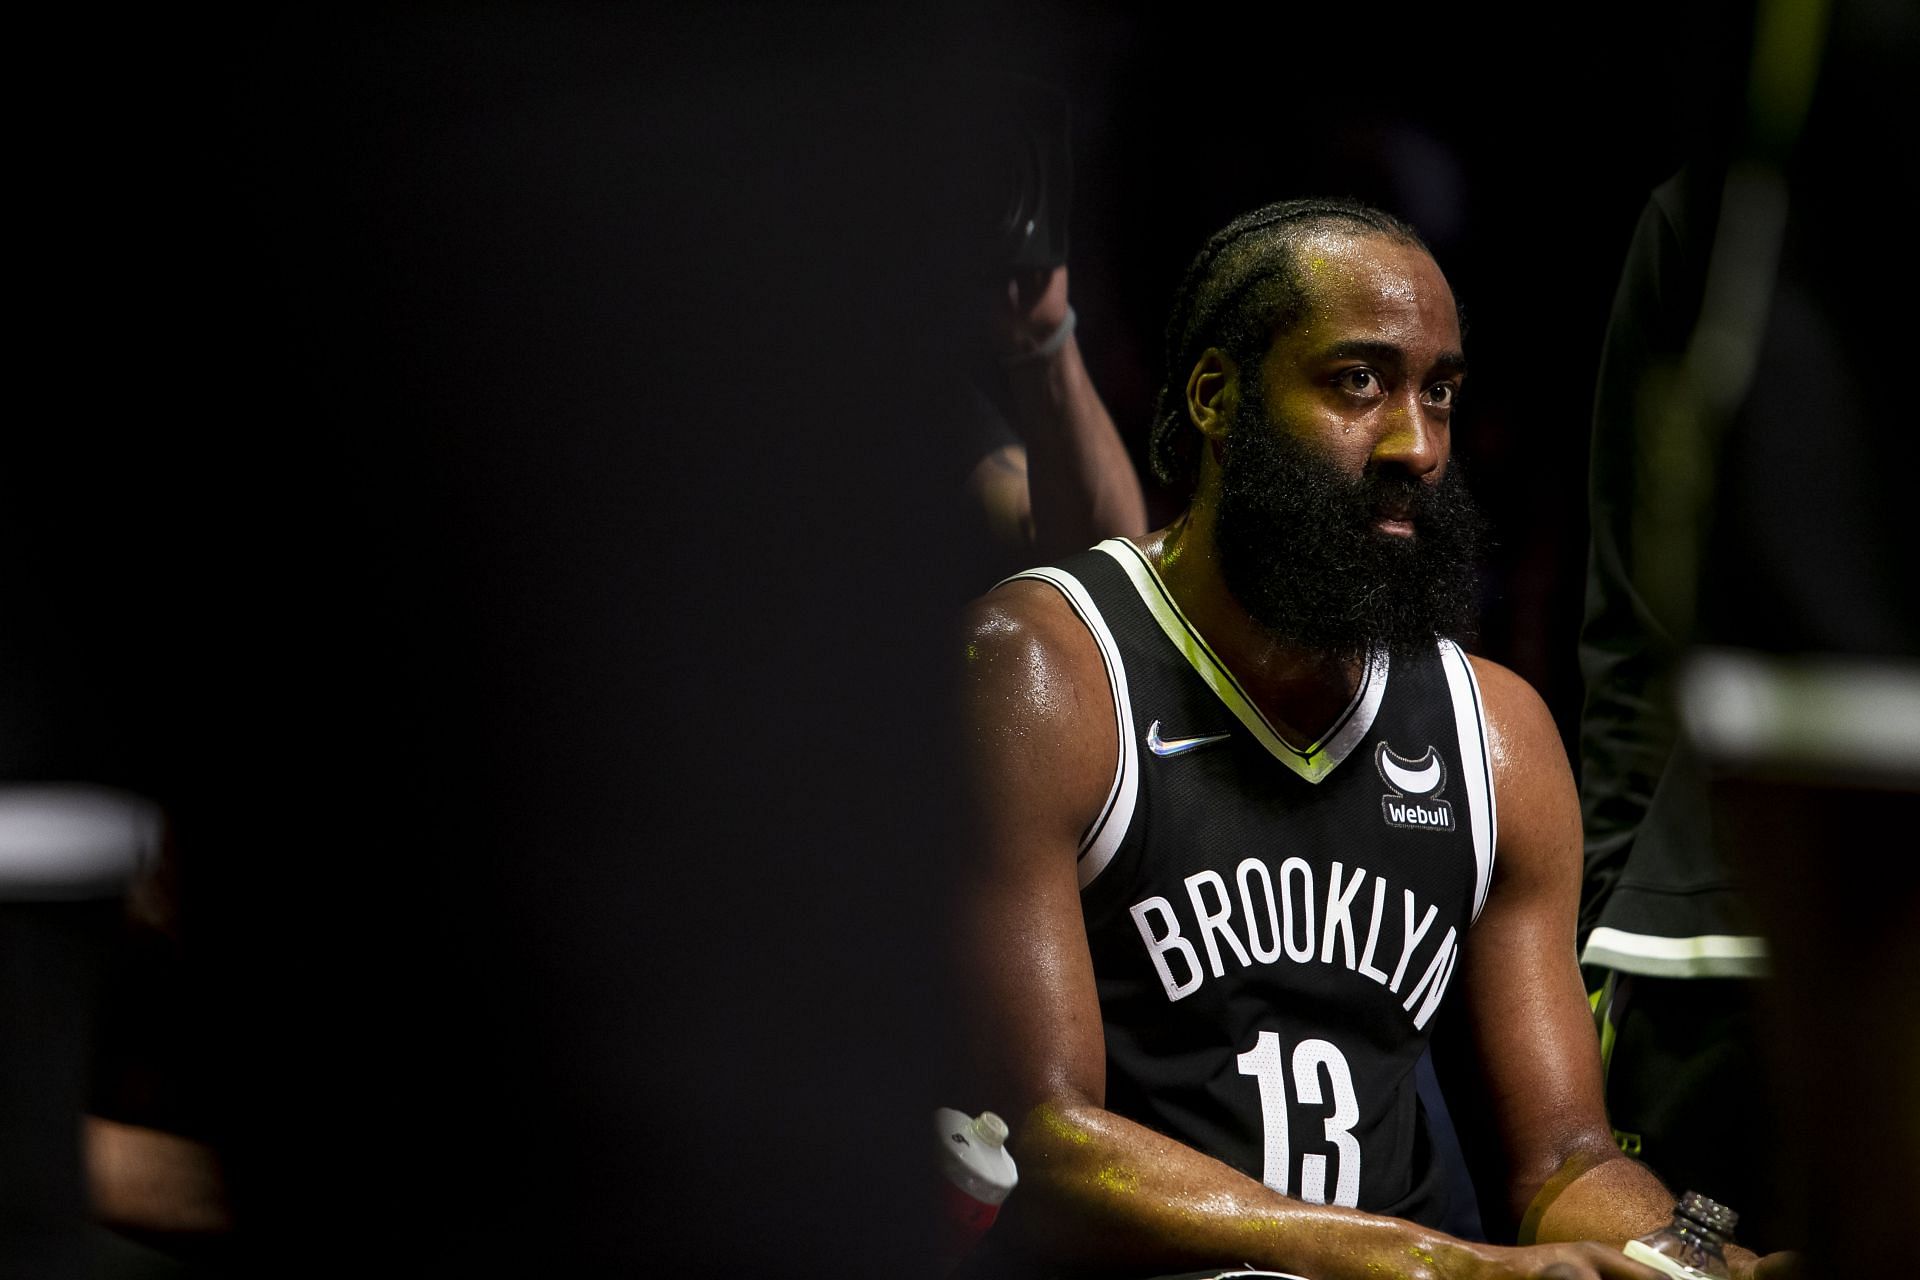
<box><xmin>1736</xmin><ymin>1247</ymin><xmax>1803</xmax><ymax>1280</ymax></box>
<box><xmin>1472</xmin><ymin>1242</ymin><xmax>1664</xmax><ymax>1279</ymax></box>
<box><xmin>1476</xmin><ymin>1239</ymin><xmax>1799</xmax><ymax>1280</ymax></box>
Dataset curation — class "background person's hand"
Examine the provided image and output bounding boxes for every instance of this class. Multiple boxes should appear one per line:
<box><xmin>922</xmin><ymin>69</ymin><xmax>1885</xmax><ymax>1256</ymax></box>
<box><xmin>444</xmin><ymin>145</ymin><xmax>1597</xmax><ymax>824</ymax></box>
<box><xmin>991</xmin><ymin>265</ymin><xmax>1071</xmax><ymax>358</ymax></box>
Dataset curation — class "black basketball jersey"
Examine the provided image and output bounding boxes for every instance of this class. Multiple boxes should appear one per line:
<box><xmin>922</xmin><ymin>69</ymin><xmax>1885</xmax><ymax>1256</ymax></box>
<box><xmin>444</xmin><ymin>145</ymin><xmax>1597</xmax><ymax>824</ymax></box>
<box><xmin>1008</xmin><ymin>539</ymin><xmax>1496</xmax><ymax>1226</ymax></box>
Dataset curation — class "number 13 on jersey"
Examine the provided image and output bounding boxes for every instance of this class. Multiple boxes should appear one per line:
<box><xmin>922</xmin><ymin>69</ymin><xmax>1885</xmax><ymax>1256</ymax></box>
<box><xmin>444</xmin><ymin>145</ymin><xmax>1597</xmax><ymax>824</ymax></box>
<box><xmin>1235</xmin><ymin>1030</ymin><xmax>1361</xmax><ymax>1207</ymax></box>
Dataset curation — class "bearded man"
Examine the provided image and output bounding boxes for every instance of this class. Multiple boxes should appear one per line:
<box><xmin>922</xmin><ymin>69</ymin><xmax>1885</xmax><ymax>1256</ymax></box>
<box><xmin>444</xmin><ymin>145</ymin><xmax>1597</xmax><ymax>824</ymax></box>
<box><xmin>955</xmin><ymin>200</ymin><xmax>1785</xmax><ymax>1280</ymax></box>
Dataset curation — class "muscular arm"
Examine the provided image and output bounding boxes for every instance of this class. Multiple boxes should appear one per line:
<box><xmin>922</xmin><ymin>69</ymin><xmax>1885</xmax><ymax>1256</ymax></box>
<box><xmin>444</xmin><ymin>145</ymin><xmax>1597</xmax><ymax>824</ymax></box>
<box><xmin>1460</xmin><ymin>658</ymin><xmax>1777</xmax><ymax>1279</ymax></box>
<box><xmin>956</xmin><ymin>592</ymin><xmax>1658</xmax><ymax>1280</ymax></box>
<box><xmin>1458</xmin><ymin>659</ymin><xmax>1673</xmax><ymax>1242</ymax></box>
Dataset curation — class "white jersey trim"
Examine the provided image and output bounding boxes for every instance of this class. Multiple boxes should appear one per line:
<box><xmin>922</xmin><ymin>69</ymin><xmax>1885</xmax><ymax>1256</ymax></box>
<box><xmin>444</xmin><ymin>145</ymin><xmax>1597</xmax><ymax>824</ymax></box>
<box><xmin>1094</xmin><ymin>538</ymin><xmax>1386</xmax><ymax>785</ymax></box>
<box><xmin>1437</xmin><ymin>640</ymin><xmax>1496</xmax><ymax>923</ymax></box>
<box><xmin>999</xmin><ymin>565</ymin><xmax>1140</xmax><ymax>890</ymax></box>
<box><xmin>1581</xmin><ymin>927</ymin><xmax>1770</xmax><ymax>978</ymax></box>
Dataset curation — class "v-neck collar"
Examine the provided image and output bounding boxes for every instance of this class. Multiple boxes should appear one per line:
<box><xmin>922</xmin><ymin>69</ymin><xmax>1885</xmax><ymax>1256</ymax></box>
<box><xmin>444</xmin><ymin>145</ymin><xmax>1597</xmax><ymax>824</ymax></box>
<box><xmin>1096</xmin><ymin>537</ymin><xmax>1388</xmax><ymax>785</ymax></box>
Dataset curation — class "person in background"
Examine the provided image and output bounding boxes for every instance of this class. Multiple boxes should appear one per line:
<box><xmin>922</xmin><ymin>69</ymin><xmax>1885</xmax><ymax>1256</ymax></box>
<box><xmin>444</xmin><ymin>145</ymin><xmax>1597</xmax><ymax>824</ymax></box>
<box><xmin>1577</xmin><ymin>2</ymin><xmax>1918</xmax><ymax>1271</ymax></box>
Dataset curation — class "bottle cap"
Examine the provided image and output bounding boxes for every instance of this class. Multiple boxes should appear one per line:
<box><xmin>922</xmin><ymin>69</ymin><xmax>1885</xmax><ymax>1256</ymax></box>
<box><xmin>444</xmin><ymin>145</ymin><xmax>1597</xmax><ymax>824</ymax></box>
<box><xmin>1677</xmin><ymin>1190</ymin><xmax>1739</xmax><ymax>1235</ymax></box>
<box><xmin>970</xmin><ymin>1111</ymin><xmax>1009</xmax><ymax>1148</ymax></box>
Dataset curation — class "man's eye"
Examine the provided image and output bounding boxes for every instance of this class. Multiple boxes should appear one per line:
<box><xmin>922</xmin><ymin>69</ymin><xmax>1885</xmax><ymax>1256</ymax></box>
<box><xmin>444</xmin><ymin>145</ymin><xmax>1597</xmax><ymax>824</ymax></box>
<box><xmin>1337</xmin><ymin>369</ymin><xmax>1382</xmax><ymax>396</ymax></box>
<box><xmin>1424</xmin><ymin>382</ymin><xmax>1459</xmax><ymax>408</ymax></box>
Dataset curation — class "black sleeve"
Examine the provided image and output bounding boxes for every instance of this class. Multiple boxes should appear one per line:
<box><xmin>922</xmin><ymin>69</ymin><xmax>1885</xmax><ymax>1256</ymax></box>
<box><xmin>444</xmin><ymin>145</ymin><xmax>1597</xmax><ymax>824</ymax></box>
<box><xmin>1574</xmin><ymin>172</ymin><xmax>1715</xmax><ymax>948</ymax></box>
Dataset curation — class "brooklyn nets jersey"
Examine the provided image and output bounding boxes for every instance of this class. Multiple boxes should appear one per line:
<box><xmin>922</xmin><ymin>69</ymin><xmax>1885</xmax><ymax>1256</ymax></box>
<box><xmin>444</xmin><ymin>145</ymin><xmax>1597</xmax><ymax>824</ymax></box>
<box><xmin>1008</xmin><ymin>538</ymin><xmax>1496</xmax><ymax>1226</ymax></box>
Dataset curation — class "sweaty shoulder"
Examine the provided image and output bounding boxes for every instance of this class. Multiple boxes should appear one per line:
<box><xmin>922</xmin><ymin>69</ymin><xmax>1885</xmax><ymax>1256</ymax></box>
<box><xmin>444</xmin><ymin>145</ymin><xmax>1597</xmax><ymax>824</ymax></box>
<box><xmin>959</xmin><ymin>578</ymin><xmax>1121</xmax><ymax>853</ymax></box>
<box><xmin>1466</xmin><ymin>655</ymin><xmax>1580</xmax><ymax>876</ymax></box>
<box><xmin>1464</xmin><ymin>657</ymin><xmax>1570</xmax><ymax>789</ymax></box>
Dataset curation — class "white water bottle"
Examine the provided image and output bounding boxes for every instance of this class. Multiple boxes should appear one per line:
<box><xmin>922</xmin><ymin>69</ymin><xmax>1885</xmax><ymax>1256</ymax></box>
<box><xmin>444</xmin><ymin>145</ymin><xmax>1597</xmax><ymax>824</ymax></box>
<box><xmin>934</xmin><ymin>1107</ymin><xmax>1018</xmax><ymax>1268</ymax></box>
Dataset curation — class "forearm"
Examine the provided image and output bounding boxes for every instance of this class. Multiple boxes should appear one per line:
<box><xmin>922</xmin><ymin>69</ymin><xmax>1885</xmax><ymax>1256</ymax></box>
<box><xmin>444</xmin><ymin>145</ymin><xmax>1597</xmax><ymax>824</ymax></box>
<box><xmin>1004</xmin><ymin>334</ymin><xmax>1147</xmax><ymax>558</ymax></box>
<box><xmin>1002</xmin><ymin>1099</ymin><xmax>1483</xmax><ymax>1280</ymax></box>
<box><xmin>86</xmin><ymin>1116</ymin><xmax>233</xmax><ymax>1241</ymax></box>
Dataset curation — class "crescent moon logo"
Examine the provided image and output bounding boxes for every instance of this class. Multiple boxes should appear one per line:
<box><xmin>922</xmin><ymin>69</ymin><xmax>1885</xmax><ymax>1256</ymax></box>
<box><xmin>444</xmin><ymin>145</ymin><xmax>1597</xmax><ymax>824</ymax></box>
<box><xmin>1376</xmin><ymin>743</ymin><xmax>1444</xmax><ymax>796</ymax></box>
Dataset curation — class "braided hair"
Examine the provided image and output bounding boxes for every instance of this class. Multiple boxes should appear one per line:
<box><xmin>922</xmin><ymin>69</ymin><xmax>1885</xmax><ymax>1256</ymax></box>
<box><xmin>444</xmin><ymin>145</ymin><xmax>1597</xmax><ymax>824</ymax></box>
<box><xmin>1148</xmin><ymin>198</ymin><xmax>1431</xmax><ymax>488</ymax></box>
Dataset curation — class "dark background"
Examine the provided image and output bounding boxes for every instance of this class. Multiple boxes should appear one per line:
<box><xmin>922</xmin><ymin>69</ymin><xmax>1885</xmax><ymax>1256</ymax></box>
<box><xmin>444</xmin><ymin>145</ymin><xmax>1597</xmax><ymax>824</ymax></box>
<box><xmin>6</xmin><ymin>2</ymin><xmax>1862</xmax><ymax>1273</ymax></box>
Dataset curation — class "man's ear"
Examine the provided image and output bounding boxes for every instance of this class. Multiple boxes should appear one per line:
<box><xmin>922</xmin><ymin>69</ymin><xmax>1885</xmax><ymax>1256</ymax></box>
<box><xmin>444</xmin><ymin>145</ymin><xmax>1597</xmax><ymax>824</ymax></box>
<box><xmin>1185</xmin><ymin>349</ymin><xmax>1237</xmax><ymax>445</ymax></box>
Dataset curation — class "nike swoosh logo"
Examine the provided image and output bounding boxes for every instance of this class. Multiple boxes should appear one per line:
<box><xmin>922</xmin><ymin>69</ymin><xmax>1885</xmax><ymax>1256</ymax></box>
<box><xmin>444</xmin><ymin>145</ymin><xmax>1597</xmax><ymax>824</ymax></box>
<box><xmin>1146</xmin><ymin>720</ymin><xmax>1233</xmax><ymax>758</ymax></box>
<box><xmin>1378</xmin><ymin>745</ymin><xmax>1442</xmax><ymax>794</ymax></box>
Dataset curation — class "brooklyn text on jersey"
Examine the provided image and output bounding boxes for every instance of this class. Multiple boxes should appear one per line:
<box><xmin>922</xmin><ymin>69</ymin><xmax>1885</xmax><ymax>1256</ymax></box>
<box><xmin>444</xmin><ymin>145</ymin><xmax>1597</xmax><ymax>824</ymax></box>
<box><xmin>1128</xmin><ymin>856</ymin><xmax>1460</xmax><ymax>1026</ymax></box>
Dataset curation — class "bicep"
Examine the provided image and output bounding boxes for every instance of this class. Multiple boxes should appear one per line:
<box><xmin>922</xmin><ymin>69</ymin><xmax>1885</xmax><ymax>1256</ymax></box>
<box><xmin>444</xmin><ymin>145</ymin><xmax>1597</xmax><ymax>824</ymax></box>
<box><xmin>957</xmin><ymin>588</ymin><xmax>1117</xmax><ymax>1113</ymax></box>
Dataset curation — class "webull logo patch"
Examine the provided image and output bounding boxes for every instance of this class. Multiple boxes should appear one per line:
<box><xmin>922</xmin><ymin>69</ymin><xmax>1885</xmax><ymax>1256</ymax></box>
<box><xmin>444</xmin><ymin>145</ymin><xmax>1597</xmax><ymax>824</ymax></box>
<box><xmin>1376</xmin><ymin>742</ymin><xmax>1454</xmax><ymax>832</ymax></box>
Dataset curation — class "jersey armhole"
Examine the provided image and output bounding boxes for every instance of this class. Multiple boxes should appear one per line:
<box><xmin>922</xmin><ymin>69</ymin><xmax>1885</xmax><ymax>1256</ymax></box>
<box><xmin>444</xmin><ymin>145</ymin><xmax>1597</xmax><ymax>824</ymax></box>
<box><xmin>1437</xmin><ymin>639</ymin><xmax>1497</xmax><ymax>923</ymax></box>
<box><xmin>998</xmin><ymin>567</ymin><xmax>1139</xmax><ymax>889</ymax></box>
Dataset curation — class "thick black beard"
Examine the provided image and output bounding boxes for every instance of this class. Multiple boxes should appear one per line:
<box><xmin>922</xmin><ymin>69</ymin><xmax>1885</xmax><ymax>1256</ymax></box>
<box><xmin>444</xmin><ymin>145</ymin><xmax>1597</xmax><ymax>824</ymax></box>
<box><xmin>1212</xmin><ymin>395</ymin><xmax>1487</xmax><ymax>663</ymax></box>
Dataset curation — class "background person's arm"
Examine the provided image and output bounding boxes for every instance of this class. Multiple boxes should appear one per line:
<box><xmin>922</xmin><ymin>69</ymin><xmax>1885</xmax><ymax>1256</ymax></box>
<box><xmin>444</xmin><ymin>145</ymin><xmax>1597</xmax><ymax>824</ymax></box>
<box><xmin>985</xmin><ymin>267</ymin><xmax>1147</xmax><ymax>561</ymax></box>
<box><xmin>1574</xmin><ymin>179</ymin><xmax>1702</xmax><ymax>949</ymax></box>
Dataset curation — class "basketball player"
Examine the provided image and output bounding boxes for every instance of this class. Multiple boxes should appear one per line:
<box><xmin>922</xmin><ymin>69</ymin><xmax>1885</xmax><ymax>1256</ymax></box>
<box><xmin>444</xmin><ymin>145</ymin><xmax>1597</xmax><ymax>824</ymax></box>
<box><xmin>956</xmin><ymin>200</ymin><xmax>1784</xmax><ymax>1279</ymax></box>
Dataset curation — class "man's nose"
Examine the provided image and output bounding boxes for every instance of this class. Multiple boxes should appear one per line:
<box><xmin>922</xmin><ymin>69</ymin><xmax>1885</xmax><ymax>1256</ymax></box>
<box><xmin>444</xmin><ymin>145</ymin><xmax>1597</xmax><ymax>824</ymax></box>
<box><xmin>1370</xmin><ymin>401</ymin><xmax>1445</xmax><ymax>479</ymax></box>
